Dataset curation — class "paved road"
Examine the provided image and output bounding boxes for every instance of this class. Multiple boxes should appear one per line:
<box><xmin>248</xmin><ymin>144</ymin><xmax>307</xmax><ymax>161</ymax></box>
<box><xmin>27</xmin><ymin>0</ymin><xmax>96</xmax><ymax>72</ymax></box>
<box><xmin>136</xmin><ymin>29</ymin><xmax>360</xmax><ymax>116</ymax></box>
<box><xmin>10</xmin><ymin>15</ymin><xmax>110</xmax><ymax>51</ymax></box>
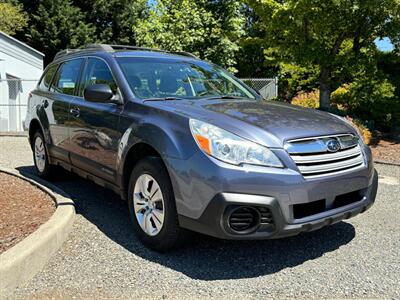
<box><xmin>1</xmin><ymin>136</ymin><xmax>399</xmax><ymax>299</ymax></box>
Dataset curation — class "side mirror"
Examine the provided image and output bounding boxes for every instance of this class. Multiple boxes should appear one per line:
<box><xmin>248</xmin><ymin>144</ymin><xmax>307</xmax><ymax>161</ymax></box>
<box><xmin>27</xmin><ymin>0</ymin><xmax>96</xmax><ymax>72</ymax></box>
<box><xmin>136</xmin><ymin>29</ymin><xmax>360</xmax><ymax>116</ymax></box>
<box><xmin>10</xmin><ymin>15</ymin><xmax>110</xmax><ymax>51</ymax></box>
<box><xmin>84</xmin><ymin>84</ymin><xmax>114</xmax><ymax>103</ymax></box>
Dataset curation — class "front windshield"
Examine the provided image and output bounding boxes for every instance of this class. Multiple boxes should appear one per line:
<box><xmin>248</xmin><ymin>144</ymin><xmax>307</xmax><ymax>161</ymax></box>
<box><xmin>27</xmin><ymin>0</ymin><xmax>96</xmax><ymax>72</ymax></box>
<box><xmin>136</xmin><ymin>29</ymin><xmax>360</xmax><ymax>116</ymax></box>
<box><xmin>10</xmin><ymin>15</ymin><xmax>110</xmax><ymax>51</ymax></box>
<box><xmin>117</xmin><ymin>57</ymin><xmax>257</xmax><ymax>100</ymax></box>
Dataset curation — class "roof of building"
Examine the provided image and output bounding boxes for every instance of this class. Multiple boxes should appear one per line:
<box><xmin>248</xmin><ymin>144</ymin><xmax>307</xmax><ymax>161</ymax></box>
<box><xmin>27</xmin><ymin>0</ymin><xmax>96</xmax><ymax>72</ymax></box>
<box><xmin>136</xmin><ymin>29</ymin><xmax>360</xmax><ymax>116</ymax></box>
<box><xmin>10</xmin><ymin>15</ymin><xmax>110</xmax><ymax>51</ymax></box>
<box><xmin>0</xmin><ymin>31</ymin><xmax>44</xmax><ymax>57</ymax></box>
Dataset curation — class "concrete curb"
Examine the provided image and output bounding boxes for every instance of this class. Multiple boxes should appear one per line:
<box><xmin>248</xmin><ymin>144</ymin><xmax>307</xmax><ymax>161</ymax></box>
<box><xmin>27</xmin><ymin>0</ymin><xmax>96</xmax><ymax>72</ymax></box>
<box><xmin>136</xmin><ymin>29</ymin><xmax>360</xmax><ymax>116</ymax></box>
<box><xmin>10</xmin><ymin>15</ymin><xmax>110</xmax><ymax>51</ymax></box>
<box><xmin>374</xmin><ymin>160</ymin><xmax>400</xmax><ymax>167</ymax></box>
<box><xmin>0</xmin><ymin>168</ymin><xmax>75</xmax><ymax>296</ymax></box>
<box><xmin>0</xmin><ymin>132</ymin><xmax>28</xmax><ymax>137</ymax></box>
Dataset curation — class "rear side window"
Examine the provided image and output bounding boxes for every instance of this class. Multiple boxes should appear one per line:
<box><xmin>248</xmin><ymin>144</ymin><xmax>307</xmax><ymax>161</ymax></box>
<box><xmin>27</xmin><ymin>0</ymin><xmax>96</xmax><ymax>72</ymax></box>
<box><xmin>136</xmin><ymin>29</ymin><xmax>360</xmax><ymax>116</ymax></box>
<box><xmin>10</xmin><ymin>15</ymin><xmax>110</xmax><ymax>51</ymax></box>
<box><xmin>38</xmin><ymin>64</ymin><xmax>58</xmax><ymax>91</ymax></box>
<box><xmin>79</xmin><ymin>58</ymin><xmax>117</xmax><ymax>96</ymax></box>
<box><xmin>51</xmin><ymin>59</ymin><xmax>84</xmax><ymax>95</ymax></box>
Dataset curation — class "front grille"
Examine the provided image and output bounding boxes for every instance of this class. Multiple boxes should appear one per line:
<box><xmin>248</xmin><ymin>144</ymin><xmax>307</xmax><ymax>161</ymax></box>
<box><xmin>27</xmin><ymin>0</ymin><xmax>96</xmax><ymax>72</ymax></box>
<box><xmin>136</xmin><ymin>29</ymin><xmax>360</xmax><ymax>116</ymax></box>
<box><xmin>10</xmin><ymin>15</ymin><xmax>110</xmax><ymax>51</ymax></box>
<box><xmin>293</xmin><ymin>199</ymin><xmax>326</xmax><ymax>219</ymax></box>
<box><xmin>333</xmin><ymin>190</ymin><xmax>364</xmax><ymax>209</ymax></box>
<box><xmin>286</xmin><ymin>134</ymin><xmax>365</xmax><ymax>178</ymax></box>
<box><xmin>292</xmin><ymin>189</ymin><xmax>364</xmax><ymax>219</ymax></box>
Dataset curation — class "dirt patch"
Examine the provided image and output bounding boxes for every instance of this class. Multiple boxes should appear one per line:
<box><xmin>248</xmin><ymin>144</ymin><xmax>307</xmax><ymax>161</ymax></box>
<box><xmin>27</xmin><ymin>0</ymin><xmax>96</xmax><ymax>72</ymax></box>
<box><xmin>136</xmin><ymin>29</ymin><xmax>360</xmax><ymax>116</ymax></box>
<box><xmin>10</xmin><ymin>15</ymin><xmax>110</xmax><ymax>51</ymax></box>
<box><xmin>370</xmin><ymin>139</ymin><xmax>400</xmax><ymax>165</ymax></box>
<box><xmin>0</xmin><ymin>172</ymin><xmax>55</xmax><ymax>254</ymax></box>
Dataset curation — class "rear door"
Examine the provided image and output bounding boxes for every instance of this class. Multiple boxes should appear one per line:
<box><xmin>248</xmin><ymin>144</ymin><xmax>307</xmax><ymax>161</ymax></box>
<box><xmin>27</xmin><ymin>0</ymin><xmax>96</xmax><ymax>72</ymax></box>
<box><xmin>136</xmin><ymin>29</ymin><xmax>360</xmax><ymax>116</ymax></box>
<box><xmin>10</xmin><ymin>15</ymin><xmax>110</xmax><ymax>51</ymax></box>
<box><xmin>28</xmin><ymin>63</ymin><xmax>58</xmax><ymax>135</ymax></box>
<box><xmin>43</xmin><ymin>58</ymin><xmax>84</xmax><ymax>162</ymax></box>
<box><xmin>69</xmin><ymin>57</ymin><xmax>123</xmax><ymax>182</ymax></box>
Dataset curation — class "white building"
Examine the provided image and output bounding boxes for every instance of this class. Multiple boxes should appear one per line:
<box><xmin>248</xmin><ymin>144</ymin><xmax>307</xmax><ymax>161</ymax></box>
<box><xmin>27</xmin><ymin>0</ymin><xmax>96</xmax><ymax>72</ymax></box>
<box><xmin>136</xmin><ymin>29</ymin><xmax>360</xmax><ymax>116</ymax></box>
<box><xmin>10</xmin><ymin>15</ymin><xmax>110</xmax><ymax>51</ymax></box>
<box><xmin>0</xmin><ymin>31</ymin><xmax>44</xmax><ymax>132</ymax></box>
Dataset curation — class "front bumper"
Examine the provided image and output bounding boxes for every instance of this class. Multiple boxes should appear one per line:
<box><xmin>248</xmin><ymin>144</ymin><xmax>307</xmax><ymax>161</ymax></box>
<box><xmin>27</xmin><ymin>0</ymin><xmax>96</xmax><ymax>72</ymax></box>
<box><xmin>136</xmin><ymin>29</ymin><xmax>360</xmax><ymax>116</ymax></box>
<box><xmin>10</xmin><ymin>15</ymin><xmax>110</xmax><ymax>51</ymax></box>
<box><xmin>178</xmin><ymin>169</ymin><xmax>378</xmax><ymax>240</ymax></box>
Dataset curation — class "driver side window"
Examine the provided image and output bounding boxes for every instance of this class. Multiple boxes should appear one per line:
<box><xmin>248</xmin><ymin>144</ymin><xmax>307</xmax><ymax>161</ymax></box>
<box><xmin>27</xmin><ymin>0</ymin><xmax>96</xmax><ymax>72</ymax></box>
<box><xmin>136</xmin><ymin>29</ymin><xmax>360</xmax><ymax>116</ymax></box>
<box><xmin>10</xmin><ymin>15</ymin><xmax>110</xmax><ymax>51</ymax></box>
<box><xmin>79</xmin><ymin>58</ymin><xmax>118</xmax><ymax>98</ymax></box>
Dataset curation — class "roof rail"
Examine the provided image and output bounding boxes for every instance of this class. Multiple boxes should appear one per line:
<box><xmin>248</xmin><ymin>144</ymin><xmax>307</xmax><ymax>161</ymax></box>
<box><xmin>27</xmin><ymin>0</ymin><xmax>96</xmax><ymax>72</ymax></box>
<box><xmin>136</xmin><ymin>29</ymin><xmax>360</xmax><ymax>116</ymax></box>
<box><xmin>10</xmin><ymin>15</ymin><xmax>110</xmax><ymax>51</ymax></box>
<box><xmin>53</xmin><ymin>44</ymin><xmax>199</xmax><ymax>61</ymax></box>
<box><xmin>85</xmin><ymin>44</ymin><xmax>114</xmax><ymax>51</ymax></box>
<box><xmin>108</xmin><ymin>45</ymin><xmax>165</xmax><ymax>52</ymax></box>
<box><xmin>174</xmin><ymin>51</ymin><xmax>198</xmax><ymax>59</ymax></box>
<box><xmin>54</xmin><ymin>49</ymin><xmax>81</xmax><ymax>60</ymax></box>
<box><xmin>108</xmin><ymin>44</ymin><xmax>198</xmax><ymax>58</ymax></box>
<box><xmin>54</xmin><ymin>44</ymin><xmax>114</xmax><ymax>60</ymax></box>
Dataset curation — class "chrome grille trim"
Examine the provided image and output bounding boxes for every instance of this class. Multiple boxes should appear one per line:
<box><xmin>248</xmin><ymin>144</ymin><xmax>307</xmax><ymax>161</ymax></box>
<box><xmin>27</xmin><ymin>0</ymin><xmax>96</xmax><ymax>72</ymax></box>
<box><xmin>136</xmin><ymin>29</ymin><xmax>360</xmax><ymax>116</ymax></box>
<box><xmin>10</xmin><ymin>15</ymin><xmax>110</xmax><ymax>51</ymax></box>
<box><xmin>300</xmin><ymin>164</ymin><xmax>365</xmax><ymax>179</ymax></box>
<box><xmin>290</xmin><ymin>145</ymin><xmax>361</xmax><ymax>163</ymax></box>
<box><xmin>286</xmin><ymin>134</ymin><xmax>365</xmax><ymax>178</ymax></box>
<box><xmin>297</xmin><ymin>154</ymin><xmax>364</xmax><ymax>174</ymax></box>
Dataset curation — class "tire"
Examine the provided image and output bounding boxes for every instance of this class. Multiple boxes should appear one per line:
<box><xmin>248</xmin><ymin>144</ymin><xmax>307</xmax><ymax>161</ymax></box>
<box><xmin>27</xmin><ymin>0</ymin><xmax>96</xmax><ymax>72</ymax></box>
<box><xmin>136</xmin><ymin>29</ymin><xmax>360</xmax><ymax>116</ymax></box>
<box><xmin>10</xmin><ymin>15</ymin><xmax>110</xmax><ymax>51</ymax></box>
<box><xmin>32</xmin><ymin>131</ymin><xmax>54</xmax><ymax>179</ymax></box>
<box><xmin>128</xmin><ymin>157</ymin><xmax>187</xmax><ymax>252</ymax></box>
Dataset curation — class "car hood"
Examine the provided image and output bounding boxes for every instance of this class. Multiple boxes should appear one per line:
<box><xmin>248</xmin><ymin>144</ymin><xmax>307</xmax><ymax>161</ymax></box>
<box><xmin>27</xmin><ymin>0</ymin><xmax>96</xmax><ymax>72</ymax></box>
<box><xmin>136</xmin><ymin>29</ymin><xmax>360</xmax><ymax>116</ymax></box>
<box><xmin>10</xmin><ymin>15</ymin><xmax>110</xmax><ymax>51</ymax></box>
<box><xmin>149</xmin><ymin>99</ymin><xmax>356</xmax><ymax>148</ymax></box>
<box><xmin>204</xmin><ymin>100</ymin><xmax>355</xmax><ymax>137</ymax></box>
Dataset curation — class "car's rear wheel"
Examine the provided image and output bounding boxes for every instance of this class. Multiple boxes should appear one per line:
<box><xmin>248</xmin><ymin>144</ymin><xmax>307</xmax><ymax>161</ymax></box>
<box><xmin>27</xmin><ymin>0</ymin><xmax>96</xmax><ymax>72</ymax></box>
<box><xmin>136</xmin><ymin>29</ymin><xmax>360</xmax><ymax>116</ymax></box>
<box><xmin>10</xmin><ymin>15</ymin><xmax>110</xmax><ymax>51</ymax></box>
<box><xmin>32</xmin><ymin>131</ymin><xmax>54</xmax><ymax>179</ymax></box>
<box><xmin>128</xmin><ymin>157</ymin><xmax>186</xmax><ymax>252</ymax></box>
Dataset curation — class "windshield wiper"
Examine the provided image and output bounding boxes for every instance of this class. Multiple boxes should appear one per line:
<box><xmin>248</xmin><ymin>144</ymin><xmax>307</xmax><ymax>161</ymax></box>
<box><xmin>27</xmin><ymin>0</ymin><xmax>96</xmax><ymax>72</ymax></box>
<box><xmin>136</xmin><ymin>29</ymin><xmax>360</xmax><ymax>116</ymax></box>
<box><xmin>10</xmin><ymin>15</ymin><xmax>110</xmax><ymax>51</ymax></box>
<box><xmin>143</xmin><ymin>96</ymin><xmax>184</xmax><ymax>102</ymax></box>
<box><xmin>203</xmin><ymin>95</ymin><xmax>247</xmax><ymax>100</ymax></box>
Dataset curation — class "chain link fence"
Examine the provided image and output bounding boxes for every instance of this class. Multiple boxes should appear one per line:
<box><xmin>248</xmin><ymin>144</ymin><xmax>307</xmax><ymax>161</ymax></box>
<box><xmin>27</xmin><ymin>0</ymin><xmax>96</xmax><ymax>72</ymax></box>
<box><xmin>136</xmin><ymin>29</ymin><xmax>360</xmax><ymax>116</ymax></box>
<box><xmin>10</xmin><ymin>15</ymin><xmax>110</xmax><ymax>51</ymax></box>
<box><xmin>240</xmin><ymin>78</ymin><xmax>278</xmax><ymax>100</ymax></box>
<box><xmin>0</xmin><ymin>77</ymin><xmax>278</xmax><ymax>133</ymax></box>
<box><xmin>0</xmin><ymin>79</ymin><xmax>38</xmax><ymax>132</ymax></box>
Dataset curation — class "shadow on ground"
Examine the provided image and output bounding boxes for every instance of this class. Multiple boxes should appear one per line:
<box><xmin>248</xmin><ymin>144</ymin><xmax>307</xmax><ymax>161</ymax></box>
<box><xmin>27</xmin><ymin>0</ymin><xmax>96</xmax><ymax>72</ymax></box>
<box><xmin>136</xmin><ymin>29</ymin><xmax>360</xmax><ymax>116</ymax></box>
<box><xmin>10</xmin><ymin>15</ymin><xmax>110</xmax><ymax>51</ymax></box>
<box><xmin>17</xmin><ymin>165</ymin><xmax>355</xmax><ymax>281</ymax></box>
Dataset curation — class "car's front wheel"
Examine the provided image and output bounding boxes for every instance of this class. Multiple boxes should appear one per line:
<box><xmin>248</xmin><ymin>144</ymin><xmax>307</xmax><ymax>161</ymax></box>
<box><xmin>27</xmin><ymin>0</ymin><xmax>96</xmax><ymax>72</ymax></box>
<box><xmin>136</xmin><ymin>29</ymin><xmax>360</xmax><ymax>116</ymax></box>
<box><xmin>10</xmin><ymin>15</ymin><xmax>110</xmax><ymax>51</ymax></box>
<box><xmin>128</xmin><ymin>157</ymin><xmax>186</xmax><ymax>252</ymax></box>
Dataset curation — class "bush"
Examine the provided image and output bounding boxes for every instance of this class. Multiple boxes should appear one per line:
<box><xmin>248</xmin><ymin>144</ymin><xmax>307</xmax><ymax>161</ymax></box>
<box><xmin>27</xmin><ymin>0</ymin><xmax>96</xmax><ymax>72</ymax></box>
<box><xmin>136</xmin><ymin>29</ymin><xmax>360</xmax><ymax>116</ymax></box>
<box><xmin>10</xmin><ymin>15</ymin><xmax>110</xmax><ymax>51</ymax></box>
<box><xmin>291</xmin><ymin>81</ymin><xmax>398</xmax><ymax>136</ymax></box>
<box><xmin>331</xmin><ymin>84</ymin><xmax>351</xmax><ymax>109</ymax></box>
<box><xmin>345</xmin><ymin>116</ymin><xmax>373</xmax><ymax>145</ymax></box>
<box><xmin>330</xmin><ymin>77</ymin><xmax>400</xmax><ymax>132</ymax></box>
<box><xmin>291</xmin><ymin>89</ymin><xmax>345</xmax><ymax>113</ymax></box>
<box><xmin>291</xmin><ymin>88</ymin><xmax>373</xmax><ymax>144</ymax></box>
<box><xmin>291</xmin><ymin>89</ymin><xmax>320</xmax><ymax>109</ymax></box>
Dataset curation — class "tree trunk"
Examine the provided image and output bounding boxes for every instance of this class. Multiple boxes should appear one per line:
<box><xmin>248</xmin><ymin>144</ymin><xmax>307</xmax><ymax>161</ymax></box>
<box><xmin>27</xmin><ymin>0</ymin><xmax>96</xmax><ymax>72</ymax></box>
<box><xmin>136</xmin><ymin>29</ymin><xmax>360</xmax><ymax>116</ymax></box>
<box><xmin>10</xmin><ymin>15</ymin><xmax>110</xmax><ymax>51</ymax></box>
<box><xmin>320</xmin><ymin>83</ymin><xmax>331</xmax><ymax>111</ymax></box>
<box><xmin>319</xmin><ymin>68</ymin><xmax>331</xmax><ymax>110</ymax></box>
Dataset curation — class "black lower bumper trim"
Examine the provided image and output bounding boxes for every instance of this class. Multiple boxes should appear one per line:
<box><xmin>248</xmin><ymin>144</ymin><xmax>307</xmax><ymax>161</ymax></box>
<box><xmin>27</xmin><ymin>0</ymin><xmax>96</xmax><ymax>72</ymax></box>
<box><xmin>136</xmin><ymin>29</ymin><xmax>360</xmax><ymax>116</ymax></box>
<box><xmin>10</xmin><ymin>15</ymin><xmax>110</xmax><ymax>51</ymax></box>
<box><xmin>179</xmin><ymin>169</ymin><xmax>378</xmax><ymax>240</ymax></box>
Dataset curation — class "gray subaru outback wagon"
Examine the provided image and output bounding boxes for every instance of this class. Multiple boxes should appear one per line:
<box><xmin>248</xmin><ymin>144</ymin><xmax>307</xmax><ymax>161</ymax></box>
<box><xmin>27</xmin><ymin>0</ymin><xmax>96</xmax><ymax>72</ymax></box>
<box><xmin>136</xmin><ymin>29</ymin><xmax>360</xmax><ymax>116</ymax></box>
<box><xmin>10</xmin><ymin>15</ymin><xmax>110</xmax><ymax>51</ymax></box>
<box><xmin>25</xmin><ymin>44</ymin><xmax>378</xmax><ymax>251</ymax></box>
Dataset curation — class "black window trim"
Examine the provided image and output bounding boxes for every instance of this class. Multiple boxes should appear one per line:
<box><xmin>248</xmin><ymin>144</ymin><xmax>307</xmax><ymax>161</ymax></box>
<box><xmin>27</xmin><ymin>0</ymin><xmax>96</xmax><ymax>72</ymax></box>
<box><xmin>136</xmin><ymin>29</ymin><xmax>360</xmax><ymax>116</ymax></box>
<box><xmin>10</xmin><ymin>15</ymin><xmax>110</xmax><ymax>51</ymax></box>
<box><xmin>75</xmin><ymin>55</ymin><xmax>122</xmax><ymax>102</ymax></box>
<box><xmin>38</xmin><ymin>63</ymin><xmax>60</xmax><ymax>92</ymax></box>
<box><xmin>49</xmin><ymin>57</ymin><xmax>85</xmax><ymax>97</ymax></box>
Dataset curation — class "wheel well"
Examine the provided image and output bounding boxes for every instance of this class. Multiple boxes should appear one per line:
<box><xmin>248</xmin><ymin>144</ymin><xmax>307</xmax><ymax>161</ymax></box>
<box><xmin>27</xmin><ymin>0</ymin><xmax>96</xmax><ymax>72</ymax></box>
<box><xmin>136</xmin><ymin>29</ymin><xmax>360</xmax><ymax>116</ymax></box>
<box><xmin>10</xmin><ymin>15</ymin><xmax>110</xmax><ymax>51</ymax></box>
<box><xmin>28</xmin><ymin>119</ymin><xmax>43</xmax><ymax>148</ymax></box>
<box><xmin>122</xmin><ymin>143</ymin><xmax>161</xmax><ymax>198</ymax></box>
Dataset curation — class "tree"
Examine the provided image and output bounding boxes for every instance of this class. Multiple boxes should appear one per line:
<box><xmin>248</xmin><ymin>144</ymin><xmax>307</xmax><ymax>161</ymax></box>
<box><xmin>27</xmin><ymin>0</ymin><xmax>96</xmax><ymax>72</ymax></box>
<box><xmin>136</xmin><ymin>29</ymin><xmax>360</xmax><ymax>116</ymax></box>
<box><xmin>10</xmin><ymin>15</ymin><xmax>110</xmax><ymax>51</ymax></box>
<box><xmin>135</xmin><ymin>0</ymin><xmax>245</xmax><ymax>72</ymax></box>
<box><xmin>247</xmin><ymin>0</ymin><xmax>400</xmax><ymax>109</ymax></box>
<box><xmin>23</xmin><ymin>0</ymin><xmax>95</xmax><ymax>65</ymax></box>
<box><xmin>235</xmin><ymin>6</ymin><xmax>275</xmax><ymax>77</ymax></box>
<box><xmin>72</xmin><ymin>0</ymin><xmax>148</xmax><ymax>45</ymax></box>
<box><xmin>0</xmin><ymin>2</ymin><xmax>27</xmax><ymax>35</ymax></box>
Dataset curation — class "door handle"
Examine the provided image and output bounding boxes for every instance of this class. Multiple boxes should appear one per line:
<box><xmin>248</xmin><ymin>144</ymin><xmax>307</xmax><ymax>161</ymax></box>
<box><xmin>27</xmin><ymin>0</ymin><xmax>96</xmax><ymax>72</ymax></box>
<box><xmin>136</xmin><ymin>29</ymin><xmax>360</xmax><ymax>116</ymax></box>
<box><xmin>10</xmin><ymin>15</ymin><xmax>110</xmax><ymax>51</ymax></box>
<box><xmin>70</xmin><ymin>107</ymin><xmax>80</xmax><ymax>118</ymax></box>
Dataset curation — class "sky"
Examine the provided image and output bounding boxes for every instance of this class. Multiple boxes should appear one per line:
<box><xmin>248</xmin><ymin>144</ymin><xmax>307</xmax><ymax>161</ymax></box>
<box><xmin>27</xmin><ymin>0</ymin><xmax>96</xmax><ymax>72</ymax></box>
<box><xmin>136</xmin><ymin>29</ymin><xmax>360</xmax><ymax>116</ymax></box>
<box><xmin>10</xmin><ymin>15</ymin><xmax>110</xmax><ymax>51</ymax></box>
<box><xmin>375</xmin><ymin>37</ymin><xmax>395</xmax><ymax>52</ymax></box>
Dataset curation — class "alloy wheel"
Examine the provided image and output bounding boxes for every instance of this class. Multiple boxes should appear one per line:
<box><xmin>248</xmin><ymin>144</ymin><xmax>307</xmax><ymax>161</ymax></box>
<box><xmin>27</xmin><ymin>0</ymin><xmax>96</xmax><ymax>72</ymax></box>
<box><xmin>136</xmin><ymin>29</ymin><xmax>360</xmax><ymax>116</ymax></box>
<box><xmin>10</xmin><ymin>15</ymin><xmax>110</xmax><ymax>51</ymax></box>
<box><xmin>133</xmin><ymin>174</ymin><xmax>165</xmax><ymax>236</ymax></box>
<box><xmin>34</xmin><ymin>135</ymin><xmax>46</xmax><ymax>173</ymax></box>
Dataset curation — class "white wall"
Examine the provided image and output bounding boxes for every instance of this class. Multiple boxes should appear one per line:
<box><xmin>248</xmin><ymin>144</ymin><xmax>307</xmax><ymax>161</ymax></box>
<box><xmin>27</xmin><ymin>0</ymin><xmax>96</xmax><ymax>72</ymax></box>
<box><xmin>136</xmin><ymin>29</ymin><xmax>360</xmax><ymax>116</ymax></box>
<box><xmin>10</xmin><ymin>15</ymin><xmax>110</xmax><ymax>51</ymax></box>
<box><xmin>0</xmin><ymin>32</ymin><xmax>44</xmax><ymax>132</ymax></box>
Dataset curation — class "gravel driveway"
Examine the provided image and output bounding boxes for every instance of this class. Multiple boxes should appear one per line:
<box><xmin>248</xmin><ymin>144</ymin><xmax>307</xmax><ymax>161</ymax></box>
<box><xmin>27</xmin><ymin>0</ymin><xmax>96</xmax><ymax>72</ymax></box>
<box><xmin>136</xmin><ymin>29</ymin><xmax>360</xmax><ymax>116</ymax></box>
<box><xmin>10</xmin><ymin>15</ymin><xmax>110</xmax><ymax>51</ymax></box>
<box><xmin>1</xmin><ymin>136</ymin><xmax>399</xmax><ymax>299</ymax></box>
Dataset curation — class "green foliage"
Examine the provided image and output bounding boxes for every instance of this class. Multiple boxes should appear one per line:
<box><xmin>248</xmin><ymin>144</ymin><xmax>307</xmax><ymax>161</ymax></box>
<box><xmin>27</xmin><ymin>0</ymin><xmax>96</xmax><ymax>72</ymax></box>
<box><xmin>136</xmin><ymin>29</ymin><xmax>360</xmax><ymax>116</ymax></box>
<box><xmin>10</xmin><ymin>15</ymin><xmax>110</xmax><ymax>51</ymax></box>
<box><xmin>246</xmin><ymin>0</ymin><xmax>400</xmax><ymax>108</ymax></box>
<box><xmin>135</xmin><ymin>0</ymin><xmax>245</xmax><ymax>72</ymax></box>
<box><xmin>331</xmin><ymin>85</ymin><xmax>351</xmax><ymax>104</ymax></box>
<box><xmin>0</xmin><ymin>2</ymin><xmax>27</xmax><ymax>35</ymax></box>
<box><xmin>235</xmin><ymin>6</ymin><xmax>276</xmax><ymax>77</ymax></box>
<box><xmin>278</xmin><ymin>63</ymin><xmax>319</xmax><ymax>101</ymax></box>
<box><xmin>347</xmin><ymin>76</ymin><xmax>399</xmax><ymax>130</ymax></box>
<box><xmin>24</xmin><ymin>0</ymin><xmax>95</xmax><ymax>65</ymax></box>
<box><xmin>377</xmin><ymin>52</ymin><xmax>400</xmax><ymax>98</ymax></box>
<box><xmin>72</xmin><ymin>0</ymin><xmax>147</xmax><ymax>45</ymax></box>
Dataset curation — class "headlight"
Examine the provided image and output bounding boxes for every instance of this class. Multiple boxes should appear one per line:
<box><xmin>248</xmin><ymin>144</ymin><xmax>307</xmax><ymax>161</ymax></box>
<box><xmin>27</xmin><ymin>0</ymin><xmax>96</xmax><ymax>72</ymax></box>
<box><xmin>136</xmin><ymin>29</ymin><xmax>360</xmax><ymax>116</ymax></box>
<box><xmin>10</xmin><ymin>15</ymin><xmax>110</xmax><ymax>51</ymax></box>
<box><xmin>189</xmin><ymin>119</ymin><xmax>284</xmax><ymax>168</ymax></box>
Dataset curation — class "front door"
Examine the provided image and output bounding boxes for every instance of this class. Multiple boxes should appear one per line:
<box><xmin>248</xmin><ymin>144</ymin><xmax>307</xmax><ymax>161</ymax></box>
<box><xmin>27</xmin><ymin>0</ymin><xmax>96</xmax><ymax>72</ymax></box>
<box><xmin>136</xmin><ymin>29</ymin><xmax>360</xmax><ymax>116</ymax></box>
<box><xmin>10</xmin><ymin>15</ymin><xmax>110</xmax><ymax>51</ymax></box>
<box><xmin>69</xmin><ymin>57</ymin><xmax>123</xmax><ymax>183</ymax></box>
